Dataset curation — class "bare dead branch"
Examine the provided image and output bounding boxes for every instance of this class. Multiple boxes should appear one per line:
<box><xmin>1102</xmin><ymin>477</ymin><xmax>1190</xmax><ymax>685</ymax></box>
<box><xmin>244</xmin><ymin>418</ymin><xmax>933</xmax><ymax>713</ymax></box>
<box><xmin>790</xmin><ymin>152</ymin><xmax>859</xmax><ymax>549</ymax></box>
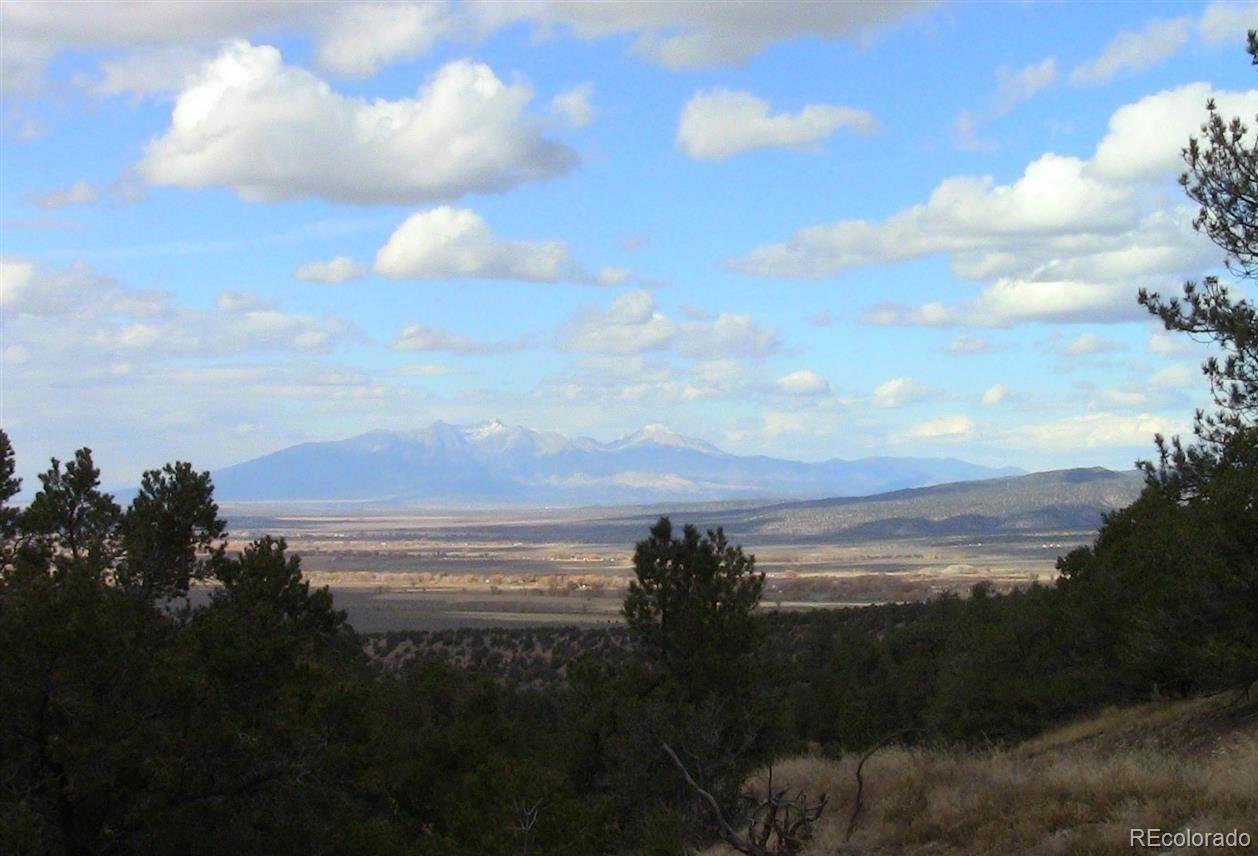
<box><xmin>663</xmin><ymin>742</ymin><xmax>829</xmax><ymax>855</ymax></box>
<box><xmin>662</xmin><ymin>741</ymin><xmax>759</xmax><ymax>853</ymax></box>
<box><xmin>846</xmin><ymin>727</ymin><xmax>923</xmax><ymax>842</ymax></box>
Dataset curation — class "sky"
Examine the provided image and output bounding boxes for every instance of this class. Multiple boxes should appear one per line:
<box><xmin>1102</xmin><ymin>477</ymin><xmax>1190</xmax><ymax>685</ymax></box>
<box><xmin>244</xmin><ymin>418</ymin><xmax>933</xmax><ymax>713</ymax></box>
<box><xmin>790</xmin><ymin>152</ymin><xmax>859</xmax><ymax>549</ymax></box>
<box><xmin>3</xmin><ymin>0</ymin><xmax>1258</xmax><ymax>491</ymax></box>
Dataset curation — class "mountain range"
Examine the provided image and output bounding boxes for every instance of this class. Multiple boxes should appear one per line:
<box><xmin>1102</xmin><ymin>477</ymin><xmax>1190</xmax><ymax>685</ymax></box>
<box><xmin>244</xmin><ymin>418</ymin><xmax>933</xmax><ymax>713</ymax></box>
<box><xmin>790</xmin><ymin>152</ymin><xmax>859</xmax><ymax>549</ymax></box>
<box><xmin>211</xmin><ymin>420</ymin><xmax>1025</xmax><ymax>505</ymax></box>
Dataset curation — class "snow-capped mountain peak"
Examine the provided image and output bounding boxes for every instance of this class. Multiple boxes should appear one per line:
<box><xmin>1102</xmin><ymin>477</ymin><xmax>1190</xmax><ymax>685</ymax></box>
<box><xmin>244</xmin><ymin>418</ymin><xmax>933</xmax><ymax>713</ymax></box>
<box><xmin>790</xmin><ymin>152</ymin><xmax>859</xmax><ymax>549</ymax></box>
<box><xmin>468</xmin><ymin>419</ymin><xmax>511</xmax><ymax>440</ymax></box>
<box><xmin>608</xmin><ymin>423</ymin><xmax>725</xmax><ymax>454</ymax></box>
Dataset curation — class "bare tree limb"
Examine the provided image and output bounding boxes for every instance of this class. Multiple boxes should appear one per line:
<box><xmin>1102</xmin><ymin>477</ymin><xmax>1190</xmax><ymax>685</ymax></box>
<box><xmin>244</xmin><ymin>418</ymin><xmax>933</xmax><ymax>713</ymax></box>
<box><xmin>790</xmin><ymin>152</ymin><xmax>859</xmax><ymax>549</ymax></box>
<box><xmin>662</xmin><ymin>741</ymin><xmax>760</xmax><ymax>854</ymax></box>
<box><xmin>846</xmin><ymin>727</ymin><xmax>923</xmax><ymax>842</ymax></box>
<box><xmin>664</xmin><ymin>743</ymin><xmax>827</xmax><ymax>855</ymax></box>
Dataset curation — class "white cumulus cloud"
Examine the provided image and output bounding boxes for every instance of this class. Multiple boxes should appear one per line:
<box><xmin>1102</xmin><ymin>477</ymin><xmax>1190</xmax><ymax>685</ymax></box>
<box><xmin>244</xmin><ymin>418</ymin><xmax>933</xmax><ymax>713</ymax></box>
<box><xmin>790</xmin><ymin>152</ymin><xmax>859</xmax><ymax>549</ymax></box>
<box><xmin>1010</xmin><ymin>412</ymin><xmax>1182</xmax><ymax>451</ymax></box>
<box><xmin>552</xmin><ymin>82</ymin><xmax>595</xmax><ymax>127</ymax></box>
<box><xmin>907</xmin><ymin>415</ymin><xmax>974</xmax><ymax>440</ymax></box>
<box><xmin>992</xmin><ymin>57</ymin><xmax>1059</xmax><ymax>114</ymax></box>
<box><xmin>952</xmin><ymin>57</ymin><xmax>1057</xmax><ymax>151</ymax></box>
<box><xmin>873</xmin><ymin>377</ymin><xmax>931</xmax><ymax>408</ymax></box>
<box><xmin>138</xmin><ymin>42</ymin><xmax>577</xmax><ymax>204</ymax></box>
<box><xmin>391</xmin><ymin>323</ymin><xmax>524</xmax><ymax>354</ymax></box>
<box><xmin>733</xmin><ymin>83</ymin><xmax>1257</xmax><ymax>327</ymax></box>
<box><xmin>1148</xmin><ymin>328</ymin><xmax>1198</xmax><ymax>356</ymax></box>
<box><xmin>559</xmin><ymin>291</ymin><xmax>778</xmax><ymax>358</ymax></box>
<box><xmin>734</xmin><ymin>153</ymin><xmax>1131</xmax><ymax>278</ymax></box>
<box><xmin>0</xmin><ymin>1</ymin><xmax>321</xmax><ymax>93</ymax></box>
<box><xmin>1</xmin><ymin>0</ymin><xmax>930</xmax><ymax>93</ymax></box>
<box><xmin>677</xmin><ymin>88</ymin><xmax>877</xmax><ymax>160</ymax></box>
<box><xmin>391</xmin><ymin>362</ymin><xmax>459</xmax><ymax>377</ymax></box>
<box><xmin>1070</xmin><ymin>17</ymin><xmax>1193</xmax><ymax>85</ymax></box>
<box><xmin>1150</xmin><ymin>363</ymin><xmax>1197</xmax><ymax>389</ymax></box>
<box><xmin>864</xmin><ymin>280</ymin><xmax>1142</xmax><ymax>329</ymax></box>
<box><xmin>1090</xmin><ymin>84</ymin><xmax>1258</xmax><ymax>183</ymax></box>
<box><xmin>374</xmin><ymin>207</ymin><xmax>613</xmax><ymax>284</ymax></box>
<box><xmin>678</xmin><ymin>313</ymin><xmax>780</xmax><ymax>359</ymax></box>
<box><xmin>315</xmin><ymin>1</ymin><xmax>451</xmax><ymax>77</ymax></box>
<box><xmin>970</xmin><ymin>279</ymin><xmax>1140</xmax><ymax>326</ymax></box>
<box><xmin>471</xmin><ymin>1</ymin><xmax>930</xmax><ymax>70</ymax></box>
<box><xmin>1</xmin><ymin>257</ymin><xmax>358</xmax><ymax>359</ymax></box>
<box><xmin>762</xmin><ymin>411</ymin><xmax>808</xmax><ymax>437</ymax></box>
<box><xmin>948</xmin><ymin>335</ymin><xmax>996</xmax><ymax>355</ymax></box>
<box><xmin>293</xmin><ymin>256</ymin><xmax>368</xmax><ymax>284</ymax></box>
<box><xmin>26</xmin><ymin>180</ymin><xmax>99</xmax><ymax>209</ymax></box>
<box><xmin>1199</xmin><ymin>2</ymin><xmax>1258</xmax><ymax>44</ymax></box>
<box><xmin>775</xmin><ymin>370</ymin><xmax>831</xmax><ymax>397</ymax></box>
<box><xmin>89</xmin><ymin>46</ymin><xmax>215</xmax><ymax>99</ymax></box>
<box><xmin>559</xmin><ymin>291</ymin><xmax>678</xmax><ymax>355</ymax></box>
<box><xmin>981</xmin><ymin>383</ymin><xmax>1008</xmax><ymax>405</ymax></box>
<box><xmin>1060</xmin><ymin>332</ymin><xmax>1125</xmax><ymax>356</ymax></box>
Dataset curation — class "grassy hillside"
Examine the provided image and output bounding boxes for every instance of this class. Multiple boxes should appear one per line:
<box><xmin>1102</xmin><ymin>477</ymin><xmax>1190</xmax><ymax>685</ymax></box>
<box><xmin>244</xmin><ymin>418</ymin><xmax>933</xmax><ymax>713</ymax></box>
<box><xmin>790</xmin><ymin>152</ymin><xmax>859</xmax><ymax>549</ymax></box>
<box><xmin>419</xmin><ymin>467</ymin><xmax>1144</xmax><ymax>546</ymax></box>
<box><xmin>728</xmin><ymin>467</ymin><xmax>1145</xmax><ymax>542</ymax></box>
<box><xmin>702</xmin><ymin>694</ymin><xmax>1258</xmax><ymax>855</ymax></box>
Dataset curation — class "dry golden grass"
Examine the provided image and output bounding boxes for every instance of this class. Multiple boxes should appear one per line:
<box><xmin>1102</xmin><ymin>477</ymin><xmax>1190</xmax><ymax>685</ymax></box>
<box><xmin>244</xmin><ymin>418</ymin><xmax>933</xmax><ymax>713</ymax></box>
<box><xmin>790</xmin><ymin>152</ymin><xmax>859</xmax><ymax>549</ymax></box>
<box><xmin>703</xmin><ymin>695</ymin><xmax>1258</xmax><ymax>855</ymax></box>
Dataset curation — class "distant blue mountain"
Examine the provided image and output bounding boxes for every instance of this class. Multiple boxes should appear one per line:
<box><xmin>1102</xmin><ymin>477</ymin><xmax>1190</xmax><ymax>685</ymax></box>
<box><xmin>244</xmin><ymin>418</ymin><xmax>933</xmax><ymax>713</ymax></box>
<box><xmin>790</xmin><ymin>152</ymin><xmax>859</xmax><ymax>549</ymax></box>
<box><xmin>211</xmin><ymin>420</ymin><xmax>1025</xmax><ymax>505</ymax></box>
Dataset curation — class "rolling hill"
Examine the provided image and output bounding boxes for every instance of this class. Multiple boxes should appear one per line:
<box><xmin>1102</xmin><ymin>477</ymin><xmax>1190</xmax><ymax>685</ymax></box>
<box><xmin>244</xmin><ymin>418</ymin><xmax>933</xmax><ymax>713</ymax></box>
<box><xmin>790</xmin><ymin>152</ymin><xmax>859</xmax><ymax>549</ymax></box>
<box><xmin>433</xmin><ymin>467</ymin><xmax>1149</xmax><ymax>545</ymax></box>
<box><xmin>724</xmin><ymin>465</ymin><xmax>1146</xmax><ymax>541</ymax></box>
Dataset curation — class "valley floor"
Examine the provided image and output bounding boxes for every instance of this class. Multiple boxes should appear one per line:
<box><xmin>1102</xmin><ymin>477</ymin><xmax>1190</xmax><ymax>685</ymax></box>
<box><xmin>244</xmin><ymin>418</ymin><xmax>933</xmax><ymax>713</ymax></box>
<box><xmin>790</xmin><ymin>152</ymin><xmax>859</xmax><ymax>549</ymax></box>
<box><xmin>218</xmin><ymin>513</ymin><xmax>1084</xmax><ymax>630</ymax></box>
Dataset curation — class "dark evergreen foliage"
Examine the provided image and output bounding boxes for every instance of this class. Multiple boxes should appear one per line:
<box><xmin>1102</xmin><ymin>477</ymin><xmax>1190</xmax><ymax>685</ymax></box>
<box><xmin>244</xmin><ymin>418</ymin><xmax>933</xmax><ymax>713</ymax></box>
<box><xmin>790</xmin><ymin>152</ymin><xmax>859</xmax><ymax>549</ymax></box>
<box><xmin>116</xmin><ymin>462</ymin><xmax>226</xmax><ymax>601</ymax></box>
<box><xmin>624</xmin><ymin>516</ymin><xmax>764</xmax><ymax>701</ymax></box>
<box><xmin>22</xmin><ymin>449</ymin><xmax>121</xmax><ymax>578</ymax></box>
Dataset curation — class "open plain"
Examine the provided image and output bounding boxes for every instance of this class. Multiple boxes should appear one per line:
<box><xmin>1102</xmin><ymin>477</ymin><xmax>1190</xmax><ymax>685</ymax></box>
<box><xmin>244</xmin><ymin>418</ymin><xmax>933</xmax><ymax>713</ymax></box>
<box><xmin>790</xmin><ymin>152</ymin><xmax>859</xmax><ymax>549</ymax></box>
<box><xmin>220</xmin><ymin>502</ymin><xmax>1102</xmax><ymax>632</ymax></box>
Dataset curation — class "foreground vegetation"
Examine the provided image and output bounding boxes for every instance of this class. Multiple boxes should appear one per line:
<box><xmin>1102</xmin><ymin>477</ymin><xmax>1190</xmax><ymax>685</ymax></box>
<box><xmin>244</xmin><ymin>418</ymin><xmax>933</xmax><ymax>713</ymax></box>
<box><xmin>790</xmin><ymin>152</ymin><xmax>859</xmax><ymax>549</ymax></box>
<box><xmin>702</xmin><ymin>694</ymin><xmax>1258</xmax><ymax>856</ymax></box>
<box><xmin>3</xmin><ymin>32</ymin><xmax>1257</xmax><ymax>856</ymax></box>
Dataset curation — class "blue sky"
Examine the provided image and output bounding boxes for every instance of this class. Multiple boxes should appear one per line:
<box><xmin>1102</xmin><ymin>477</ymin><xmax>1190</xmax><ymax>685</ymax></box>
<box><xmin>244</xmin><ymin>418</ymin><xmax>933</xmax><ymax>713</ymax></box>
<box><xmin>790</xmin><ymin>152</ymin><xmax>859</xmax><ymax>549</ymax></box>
<box><xmin>3</xmin><ymin>0</ymin><xmax>1257</xmax><ymax>490</ymax></box>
